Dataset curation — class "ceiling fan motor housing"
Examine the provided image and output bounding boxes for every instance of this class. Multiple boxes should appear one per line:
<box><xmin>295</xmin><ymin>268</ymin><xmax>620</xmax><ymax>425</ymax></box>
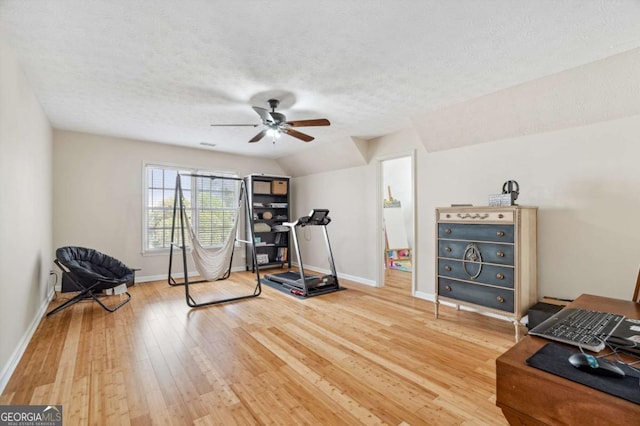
<box><xmin>269</xmin><ymin>112</ymin><xmax>286</xmax><ymax>124</ymax></box>
<box><xmin>267</xmin><ymin>98</ymin><xmax>280</xmax><ymax>109</ymax></box>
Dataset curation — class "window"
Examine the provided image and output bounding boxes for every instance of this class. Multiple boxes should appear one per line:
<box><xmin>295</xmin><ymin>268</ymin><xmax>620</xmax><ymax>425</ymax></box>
<box><xmin>143</xmin><ymin>164</ymin><xmax>239</xmax><ymax>252</ymax></box>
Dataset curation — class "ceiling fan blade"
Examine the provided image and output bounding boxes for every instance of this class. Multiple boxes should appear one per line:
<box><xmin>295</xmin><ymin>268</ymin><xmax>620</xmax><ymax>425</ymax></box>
<box><xmin>252</xmin><ymin>106</ymin><xmax>275</xmax><ymax>123</ymax></box>
<box><xmin>210</xmin><ymin>124</ymin><xmax>259</xmax><ymax>127</ymax></box>
<box><xmin>249</xmin><ymin>129</ymin><xmax>267</xmax><ymax>143</ymax></box>
<box><xmin>285</xmin><ymin>118</ymin><xmax>330</xmax><ymax>127</ymax></box>
<box><xmin>282</xmin><ymin>128</ymin><xmax>314</xmax><ymax>142</ymax></box>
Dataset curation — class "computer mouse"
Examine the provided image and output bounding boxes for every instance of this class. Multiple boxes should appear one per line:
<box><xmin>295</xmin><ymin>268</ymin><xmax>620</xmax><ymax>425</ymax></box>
<box><xmin>568</xmin><ymin>353</ymin><xmax>625</xmax><ymax>378</ymax></box>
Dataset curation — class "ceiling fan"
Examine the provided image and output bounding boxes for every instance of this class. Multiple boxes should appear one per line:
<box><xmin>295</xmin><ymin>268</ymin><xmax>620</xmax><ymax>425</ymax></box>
<box><xmin>211</xmin><ymin>99</ymin><xmax>330</xmax><ymax>143</ymax></box>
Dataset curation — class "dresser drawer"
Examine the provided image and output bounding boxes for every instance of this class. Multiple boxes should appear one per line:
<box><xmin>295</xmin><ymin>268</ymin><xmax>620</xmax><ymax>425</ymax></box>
<box><xmin>438</xmin><ymin>209</ymin><xmax>514</xmax><ymax>223</ymax></box>
<box><xmin>437</xmin><ymin>240</ymin><xmax>514</xmax><ymax>265</ymax></box>
<box><xmin>438</xmin><ymin>223</ymin><xmax>514</xmax><ymax>243</ymax></box>
<box><xmin>438</xmin><ymin>278</ymin><xmax>514</xmax><ymax>312</ymax></box>
<box><xmin>438</xmin><ymin>259</ymin><xmax>514</xmax><ymax>288</ymax></box>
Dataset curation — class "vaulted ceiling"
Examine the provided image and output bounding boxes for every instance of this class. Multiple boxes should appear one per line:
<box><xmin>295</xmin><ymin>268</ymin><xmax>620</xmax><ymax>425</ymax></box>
<box><xmin>2</xmin><ymin>1</ymin><xmax>640</xmax><ymax>159</ymax></box>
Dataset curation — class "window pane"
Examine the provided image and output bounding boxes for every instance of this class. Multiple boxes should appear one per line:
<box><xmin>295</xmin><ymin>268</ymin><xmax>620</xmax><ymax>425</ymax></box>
<box><xmin>149</xmin><ymin>189</ymin><xmax>164</xmax><ymax>207</ymax></box>
<box><xmin>164</xmin><ymin>169</ymin><xmax>177</xmax><ymax>189</ymax></box>
<box><xmin>148</xmin><ymin>208</ymin><xmax>165</xmax><ymax>228</ymax></box>
<box><xmin>163</xmin><ymin>189</ymin><xmax>175</xmax><ymax>207</ymax></box>
<box><xmin>182</xmin><ymin>190</ymin><xmax>192</xmax><ymax>206</ymax></box>
<box><xmin>144</xmin><ymin>165</ymin><xmax>238</xmax><ymax>251</ymax></box>
<box><xmin>182</xmin><ymin>176</ymin><xmax>192</xmax><ymax>191</ymax></box>
<box><xmin>150</xmin><ymin>168</ymin><xmax>164</xmax><ymax>188</ymax></box>
<box><xmin>147</xmin><ymin>228</ymin><xmax>164</xmax><ymax>249</ymax></box>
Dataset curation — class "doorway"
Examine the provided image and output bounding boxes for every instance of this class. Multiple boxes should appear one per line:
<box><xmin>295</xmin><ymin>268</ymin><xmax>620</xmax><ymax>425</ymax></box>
<box><xmin>377</xmin><ymin>152</ymin><xmax>415</xmax><ymax>293</ymax></box>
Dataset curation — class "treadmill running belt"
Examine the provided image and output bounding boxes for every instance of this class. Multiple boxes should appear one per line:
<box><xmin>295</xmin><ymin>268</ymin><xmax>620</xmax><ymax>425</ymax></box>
<box><xmin>266</xmin><ymin>271</ymin><xmax>315</xmax><ymax>282</ymax></box>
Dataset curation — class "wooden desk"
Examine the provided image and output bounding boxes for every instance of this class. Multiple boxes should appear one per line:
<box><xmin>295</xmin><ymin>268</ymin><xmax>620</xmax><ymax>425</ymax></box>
<box><xmin>496</xmin><ymin>294</ymin><xmax>640</xmax><ymax>425</ymax></box>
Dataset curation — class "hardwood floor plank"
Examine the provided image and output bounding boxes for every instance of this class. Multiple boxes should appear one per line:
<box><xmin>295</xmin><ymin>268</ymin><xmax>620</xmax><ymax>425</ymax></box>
<box><xmin>68</xmin><ymin>377</ymin><xmax>89</xmax><ymax>426</ymax></box>
<box><xmin>250</xmin><ymin>330</ymin><xmax>387</xmax><ymax>425</ymax></box>
<box><xmin>415</xmin><ymin>404</ymin><xmax>467</xmax><ymax>425</ymax></box>
<box><xmin>3</xmin><ymin>272</ymin><xmax>515</xmax><ymax>425</ymax></box>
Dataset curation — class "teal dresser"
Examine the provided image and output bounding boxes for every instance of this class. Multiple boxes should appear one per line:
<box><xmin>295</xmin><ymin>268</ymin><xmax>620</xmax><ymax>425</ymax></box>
<box><xmin>435</xmin><ymin>206</ymin><xmax>537</xmax><ymax>340</ymax></box>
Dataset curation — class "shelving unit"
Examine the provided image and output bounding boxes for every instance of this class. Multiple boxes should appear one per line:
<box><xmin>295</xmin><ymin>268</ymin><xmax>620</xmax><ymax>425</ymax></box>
<box><xmin>244</xmin><ymin>174</ymin><xmax>291</xmax><ymax>271</ymax></box>
<box><xmin>386</xmin><ymin>248</ymin><xmax>412</xmax><ymax>272</ymax></box>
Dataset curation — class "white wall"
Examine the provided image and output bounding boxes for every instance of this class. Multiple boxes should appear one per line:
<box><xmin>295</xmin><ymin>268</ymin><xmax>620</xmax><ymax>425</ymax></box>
<box><xmin>417</xmin><ymin>114</ymin><xmax>640</xmax><ymax>301</ymax></box>
<box><xmin>293</xmin><ymin>115</ymin><xmax>640</xmax><ymax>301</ymax></box>
<box><xmin>288</xmin><ymin>129</ymin><xmax>420</xmax><ymax>285</ymax></box>
<box><xmin>291</xmin><ymin>166</ymin><xmax>377</xmax><ymax>284</ymax></box>
<box><xmin>382</xmin><ymin>156</ymin><xmax>413</xmax><ymax>248</ymax></box>
<box><xmin>412</xmin><ymin>47</ymin><xmax>640</xmax><ymax>152</ymax></box>
<box><xmin>53</xmin><ymin>130</ymin><xmax>287</xmax><ymax>280</ymax></box>
<box><xmin>277</xmin><ymin>135</ymin><xmax>368</xmax><ymax>177</ymax></box>
<box><xmin>0</xmin><ymin>38</ymin><xmax>53</xmax><ymax>391</ymax></box>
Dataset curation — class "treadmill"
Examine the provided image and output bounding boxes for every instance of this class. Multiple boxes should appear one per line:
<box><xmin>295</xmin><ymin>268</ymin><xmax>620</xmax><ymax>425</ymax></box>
<box><xmin>265</xmin><ymin>209</ymin><xmax>340</xmax><ymax>297</ymax></box>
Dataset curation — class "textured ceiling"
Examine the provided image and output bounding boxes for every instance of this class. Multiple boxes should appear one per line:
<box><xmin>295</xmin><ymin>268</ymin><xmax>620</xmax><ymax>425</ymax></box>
<box><xmin>2</xmin><ymin>1</ymin><xmax>640</xmax><ymax>159</ymax></box>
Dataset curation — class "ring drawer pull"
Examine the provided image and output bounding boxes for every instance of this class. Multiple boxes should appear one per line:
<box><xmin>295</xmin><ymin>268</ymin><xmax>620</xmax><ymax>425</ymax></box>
<box><xmin>444</xmin><ymin>228</ymin><xmax>452</xmax><ymax>234</ymax></box>
<box><xmin>445</xmin><ymin>285</ymin><xmax>452</xmax><ymax>292</ymax></box>
<box><xmin>496</xmin><ymin>273</ymin><xmax>505</xmax><ymax>280</ymax></box>
<box><xmin>445</xmin><ymin>247</ymin><xmax>452</xmax><ymax>252</ymax></box>
<box><xmin>497</xmin><ymin>230</ymin><xmax>505</xmax><ymax>237</ymax></box>
<box><xmin>444</xmin><ymin>265</ymin><xmax>451</xmax><ymax>272</ymax></box>
<box><xmin>462</xmin><ymin>243</ymin><xmax>482</xmax><ymax>279</ymax></box>
<box><xmin>497</xmin><ymin>296</ymin><xmax>505</xmax><ymax>303</ymax></box>
<box><xmin>497</xmin><ymin>251</ymin><xmax>505</xmax><ymax>257</ymax></box>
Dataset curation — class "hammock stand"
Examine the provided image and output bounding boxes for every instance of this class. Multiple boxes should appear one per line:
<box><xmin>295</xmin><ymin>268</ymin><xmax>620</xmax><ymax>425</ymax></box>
<box><xmin>168</xmin><ymin>173</ymin><xmax>261</xmax><ymax>307</ymax></box>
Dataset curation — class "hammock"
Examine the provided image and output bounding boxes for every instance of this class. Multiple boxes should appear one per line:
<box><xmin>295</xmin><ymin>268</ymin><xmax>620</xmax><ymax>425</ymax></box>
<box><xmin>168</xmin><ymin>173</ymin><xmax>262</xmax><ymax>308</ymax></box>
<box><xmin>183</xmin><ymin>205</ymin><xmax>240</xmax><ymax>281</ymax></box>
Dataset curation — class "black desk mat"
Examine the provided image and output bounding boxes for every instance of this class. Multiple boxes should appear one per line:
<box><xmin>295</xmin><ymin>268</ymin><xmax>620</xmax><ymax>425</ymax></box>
<box><xmin>526</xmin><ymin>343</ymin><xmax>640</xmax><ymax>405</ymax></box>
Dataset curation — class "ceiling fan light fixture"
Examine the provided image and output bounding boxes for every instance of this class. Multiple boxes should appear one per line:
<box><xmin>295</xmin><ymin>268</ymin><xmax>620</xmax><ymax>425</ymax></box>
<box><xmin>266</xmin><ymin>127</ymin><xmax>281</xmax><ymax>139</ymax></box>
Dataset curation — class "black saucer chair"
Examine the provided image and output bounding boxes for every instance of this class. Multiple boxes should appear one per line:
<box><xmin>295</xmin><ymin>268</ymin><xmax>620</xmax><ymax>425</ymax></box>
<box><xmin>47</xmin><ymin>246</ymin><xmax>134</xmax><ymax>316</ymax></box>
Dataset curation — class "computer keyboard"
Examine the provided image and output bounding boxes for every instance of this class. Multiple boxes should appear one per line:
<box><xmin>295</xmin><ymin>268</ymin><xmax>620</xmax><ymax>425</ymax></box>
<box><xmin>528</xmin><ymin>308</ymin><xmax>625</xmax><ymax>352</ymax></box>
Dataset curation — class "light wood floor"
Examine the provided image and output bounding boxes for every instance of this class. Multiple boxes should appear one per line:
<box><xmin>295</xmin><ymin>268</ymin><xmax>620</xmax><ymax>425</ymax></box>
<box><xmin>1</xmin><ymin>270</ymin><xmax>515</xmax><ymax>425</ymax></box>
<box><xmin>384</xmin><ymin>268</ymin><xmax>412</xmax><ymax>293</ymax></box>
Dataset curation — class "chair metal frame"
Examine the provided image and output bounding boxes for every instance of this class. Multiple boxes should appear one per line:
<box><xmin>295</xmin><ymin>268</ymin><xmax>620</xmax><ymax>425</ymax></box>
<box><xmin>47</xmin><ymin>258</ymin><xmax>132</xmax><ymax>316</ymax></box>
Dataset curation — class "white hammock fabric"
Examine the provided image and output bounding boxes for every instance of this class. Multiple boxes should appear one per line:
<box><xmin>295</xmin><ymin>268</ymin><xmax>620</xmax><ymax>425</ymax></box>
<box><xmin>183</xmin><ymin>205</ymin><xmax>240</xmax><ymax>281</ymax></box>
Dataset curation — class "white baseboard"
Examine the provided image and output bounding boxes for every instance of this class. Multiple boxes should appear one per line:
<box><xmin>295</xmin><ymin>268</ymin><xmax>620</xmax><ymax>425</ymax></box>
<box><xmin>137</xmin><ymin>265</ymin><xmax>247</xmax><ymax>283</ymax></box>
<box><xmin>0</xmin><ymin>288</ymin><xmax>55</xmax><ymax>394</ymax></box>
<box><xmin>337</xmin><ymin>271</ymin><xmax>376</xmax><ymax>287</ymax></box>
<box><xmin>414</xmin><ymin>290</ymin><xmax>435</xmax><ymax>301</ymax></box>
<box><xmin>139</xmin><ymin>264</ymin><xmax>375</xmax><ymax>287</ymax></box>
<box><xmin>294</xmin><ymin>263</ymin><xmax>376</xmax><ymax>287</ymax></box>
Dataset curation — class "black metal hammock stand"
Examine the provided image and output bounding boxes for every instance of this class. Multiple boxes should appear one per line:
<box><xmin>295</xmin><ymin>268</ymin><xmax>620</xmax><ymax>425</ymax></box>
<box><xmin>167</xmin><ymin>173</ymin><xmax>261</xmax><ymax>307</ymax></box>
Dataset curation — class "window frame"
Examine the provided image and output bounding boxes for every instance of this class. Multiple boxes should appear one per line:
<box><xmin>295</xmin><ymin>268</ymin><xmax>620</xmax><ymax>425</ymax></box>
<box><xmin>142</xmin><ymin>162</ymin><xmax>240</xmax><ymax>255</ymax></box>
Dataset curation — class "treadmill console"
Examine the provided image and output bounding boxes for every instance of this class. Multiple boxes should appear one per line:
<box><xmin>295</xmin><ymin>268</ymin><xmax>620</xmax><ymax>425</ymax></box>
<box><xmin>299</xmin><ymin>209</ymin><xmax>331</xmax><ymax>226</ymax></box>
